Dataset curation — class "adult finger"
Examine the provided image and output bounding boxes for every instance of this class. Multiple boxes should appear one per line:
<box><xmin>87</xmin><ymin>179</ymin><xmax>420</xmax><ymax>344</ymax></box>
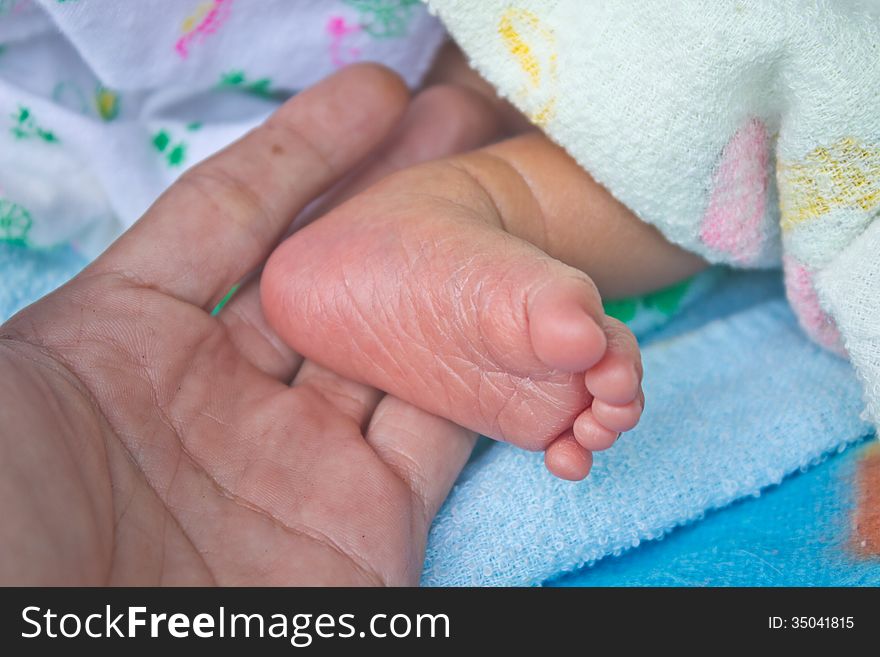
<box><xmin>220</xmin><ymin>84</ymin><xmax>502</xmax><ymax>380</ymax></box>
<box><xmin>295</xmin><ymin>82</ymin><xmax>503</xmax><ymax>227</ymax></box>
<box><xmin>292</xmin><ymin>360</ymin><xmax>384</xmax><ymax>431</ymax></box>
<box><xmin>92</xmin><ymin>64</ymin><xmax>409</xmax><ymax>308</ymax></box>
<box><xmin>366</xmin><ymin>396</ymin><xmax>477</xmax><ymax>537</ymax></box>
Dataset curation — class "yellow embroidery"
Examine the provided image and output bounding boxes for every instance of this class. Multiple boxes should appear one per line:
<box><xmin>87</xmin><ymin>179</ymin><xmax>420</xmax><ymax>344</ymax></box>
<box><xmin>778</xmin><ymin>137</ymin><xmax>880</xmax><ymax>231</ymax></box>
<box><xmin>498</xmin><ymin>7</ymin><xmax>557</xmax><ymax>128</ymax></box>
<box><xmin>181</xmin><ymin>2</ymin><xmax>213</xmax><ymax>32</ymax></box>
<box><xmin>95</xmin><ymin>87</ymin><xmax>119</xmax><ymax>121</ymax></box>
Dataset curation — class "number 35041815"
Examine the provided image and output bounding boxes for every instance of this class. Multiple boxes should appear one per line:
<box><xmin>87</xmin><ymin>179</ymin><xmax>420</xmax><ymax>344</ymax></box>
<box><xmin>769</xmin><ymin>617</ymin><xmax>854</xmax><ymax>629</ymax></box>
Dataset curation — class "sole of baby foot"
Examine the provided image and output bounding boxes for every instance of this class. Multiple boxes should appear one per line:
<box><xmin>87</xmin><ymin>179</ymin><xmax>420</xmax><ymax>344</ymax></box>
<box><xmin>261</xmin><ymin>165</ymin><xmax>644</xmax><ymax>460</ymax></box>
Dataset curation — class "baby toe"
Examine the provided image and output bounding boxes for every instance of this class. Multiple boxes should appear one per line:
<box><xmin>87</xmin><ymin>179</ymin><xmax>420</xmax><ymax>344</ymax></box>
<box><xmin>584</xmin><ymin>316</ymin><xmax>642</xmax><ymax>405</ymax></box>
<box><xmin>573</xmin><ymin>408</ymin><xmax>620</xmax><ymax>451</ymax></box>
<box><xmin>544</xmin><ymin>431</ymin><xmax>593</xmax><ymax>481</ymax></box>
<box><xmin>591</xmin><ymin>393</ymin><xmax>643</xmax><ymax>433</ymax></box>
<box><xmin>528</xmin><ymin>276</ymin><xmax>608</xmax><ymax>373</ymax></box>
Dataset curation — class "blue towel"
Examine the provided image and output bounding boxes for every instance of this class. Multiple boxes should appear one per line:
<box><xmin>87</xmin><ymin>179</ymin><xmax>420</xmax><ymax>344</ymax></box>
<box><xmin>549</xmin><ymin>440</ymin><xmax>880</xmax><ymax>586</ymax></box>
<box><xmin>1</xmin><ymin>248</ymin><xmax>872</xmax><ymax>587</ymax></box>
<box><xmin>0</xmin><ymin>242</ymin><xmax>86</xmax><ymax>320</ymax></box>
<box><xmin>422</xmin><ymin>271</ymin><xmax>873</xmax><ymax>586</ymax></box>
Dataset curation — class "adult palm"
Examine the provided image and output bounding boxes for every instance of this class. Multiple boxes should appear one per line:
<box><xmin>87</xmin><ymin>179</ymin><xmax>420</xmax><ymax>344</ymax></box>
<box><xmin>0</xmin><ymin>65</ymin><xmax>495</xmax><ymax>585</ymax></box>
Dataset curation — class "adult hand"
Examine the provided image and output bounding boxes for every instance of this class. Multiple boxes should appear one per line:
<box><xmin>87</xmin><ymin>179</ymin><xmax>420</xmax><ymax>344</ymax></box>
<box><xmin>0</xmin><ymin>65</ymin><xmax>497</xmax><ymax>585</ymax></box>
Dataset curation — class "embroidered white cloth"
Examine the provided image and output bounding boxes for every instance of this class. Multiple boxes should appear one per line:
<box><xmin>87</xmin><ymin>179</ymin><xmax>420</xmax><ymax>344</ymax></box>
<box><xmin>0</xmin><ymin>0</ymin><xmax>444</xmax><ymax>255</ymax></box>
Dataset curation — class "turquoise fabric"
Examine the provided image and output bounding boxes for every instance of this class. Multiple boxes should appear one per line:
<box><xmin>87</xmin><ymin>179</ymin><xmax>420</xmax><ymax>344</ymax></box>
<box><xmin>550</xmin><ymin>440</ymin><xmax>880</xmax><ymax>586</ymax></box>
<box><xmin>0</xmin><ymin>242</ymin><xmax>86</xmax><ymax>320</ymax></box>
<box><xmin>421</xmin><ymin>271</ymin><xmax>875</xmax><ymax>585</ymax></box>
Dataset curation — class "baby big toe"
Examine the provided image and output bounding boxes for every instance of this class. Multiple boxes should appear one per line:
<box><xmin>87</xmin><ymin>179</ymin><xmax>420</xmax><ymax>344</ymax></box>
<box><xmin>528</xmin><ymin>277</ymin><xmax>608</xmax><ymax>373</ymax></box>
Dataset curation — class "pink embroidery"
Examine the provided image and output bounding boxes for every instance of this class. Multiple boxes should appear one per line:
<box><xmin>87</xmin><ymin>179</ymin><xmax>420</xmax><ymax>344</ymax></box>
<box><xmin>175</xmin><ymin>0</ymin><xmax>233</xmax><ymax>59</ymax></box>
<box><xmin>12</xmin><ymin>0</ymin><xmax>32</xmax><ymax>16</ymax></box>
<box><xmin>327</xmin><ymin>16</ymin><xmax>361</xmax><ymax>68</ymax></box>
<box><xmin>783</xmin><ymin>256</ymin><xmax>845</xmax><ymax>355</ymax></box>
<box><xmin>700</xmin><ymin>118</ymin><xmax>770</xmax><ymax>265</ymax></box>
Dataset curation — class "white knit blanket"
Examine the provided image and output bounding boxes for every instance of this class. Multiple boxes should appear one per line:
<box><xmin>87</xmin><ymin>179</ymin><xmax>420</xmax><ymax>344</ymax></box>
<box><xmin>426</xmin><ymin>0</ymin><xmax>880</xmax><ymax>426</ymax></box>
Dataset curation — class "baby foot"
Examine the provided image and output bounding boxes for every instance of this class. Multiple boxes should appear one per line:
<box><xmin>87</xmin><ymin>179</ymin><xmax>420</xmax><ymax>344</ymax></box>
<box><xmin>261</xmin><ymin>164</ymin><xmax>643</xmax><ymax>479</ymax></box>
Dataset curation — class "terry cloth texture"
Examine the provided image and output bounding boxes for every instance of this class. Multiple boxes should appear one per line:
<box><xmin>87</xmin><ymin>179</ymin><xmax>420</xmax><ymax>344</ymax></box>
<box><xmin>550</xmin><ymin>440</ymin><xmax>880</xmax><ymax>587</ymax></box>
<box><xmin>421</xmin><ymin>271</ymin><xmax>872</xmax><ymax>586</ymax></box>
<box><xmin>424</xmin><ymin>0</ymin><xmax>880</xmax><ymax>437</ymax></box>
<box><xmin>0</xmin><ymin>0</ymin><xmax>444</xmax><ymax>256</ymax></box>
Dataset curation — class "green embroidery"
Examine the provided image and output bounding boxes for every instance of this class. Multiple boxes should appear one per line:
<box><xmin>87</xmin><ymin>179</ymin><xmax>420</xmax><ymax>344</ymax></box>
<box><xmin>10</xmin><ymin>106</ymin><xmax>59</xmax><ymax>143</ymax></box>
<box><xmin>219</xmin><ymin>70</ymin><xmax>276</xmax><ymax>99</ymax></box>
<box><xmin>152</xmin><ymin>129</ymin><xmax>187</xmax><ymax>167</ymax></box>
<box><xmin>604</xmin><ymin>278</ymin><xmax>695</xmax><ymax>325</ymax></box>
<box><xmin>642</xmin><ymin>278</ymin><xmax>693</xmax><ymax>316</ymax></box>
<box><xmin>152</xmin><ymin>130</ymin><xmax>170</xmax><ymax>151</ymax></box>
<box><xmin>211</xmin><ymin>284</ymin><xmax>241</xmax><ymax>316</ymax></box>
<box><xmin>342</xmin><ymin>0</ymin><xmax>420</xmax><ymax>39</ymax></box>
<box><xmin>603</xmin><ymin>298</ymin><xmax>638</xmax><ymax>323</ymax></box>
<box><xmin>167</xmin><ymin>144</ymin><xmax>186</xmax><ymax>166</ymax></box>
<box><xmin>0</xmin><ymin>199</ymin><xmax>32</xmax><ymax>244</ymax></box>
<box><xmin>219</xmin><ymin>70</ymin><xmax>245</xmax><ymax>86</ymax></box>
<box><xmin>51</xmin><ymin>82</ymin><xmax>120</xmax><ymax>121</ymax></box>
<box><xmin>95</xmin><ymin>86</ymin><xmax>120</xmax><ymax>121</ymax></box>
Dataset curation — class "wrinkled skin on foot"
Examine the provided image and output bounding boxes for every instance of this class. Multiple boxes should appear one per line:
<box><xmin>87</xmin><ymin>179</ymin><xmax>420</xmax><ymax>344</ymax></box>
<box><xmin>263</xmin><ymin>135</ymin><xmax>650</xmax><ymax>480</ymax></box>
<box><xmin>0</xmin><ymin>65</ymin><xmax>490</xmax><ymax>585</ymax></box>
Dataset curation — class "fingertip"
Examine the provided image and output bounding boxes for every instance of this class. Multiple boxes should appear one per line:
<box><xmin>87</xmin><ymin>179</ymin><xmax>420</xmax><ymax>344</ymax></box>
<box><xmin>408</xmin><ymin>84</ymin><xmax>503</xmax><ymax>151</ymax></box>
<box><xmin>338</xmin><ymin>62</ymin><xmax>410</xmax><ymax>114</ymax></box>
<box><xmin>270</xmin><ymin>63</ymin><xmax>410</xmax><ymax>171</ymax></box>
